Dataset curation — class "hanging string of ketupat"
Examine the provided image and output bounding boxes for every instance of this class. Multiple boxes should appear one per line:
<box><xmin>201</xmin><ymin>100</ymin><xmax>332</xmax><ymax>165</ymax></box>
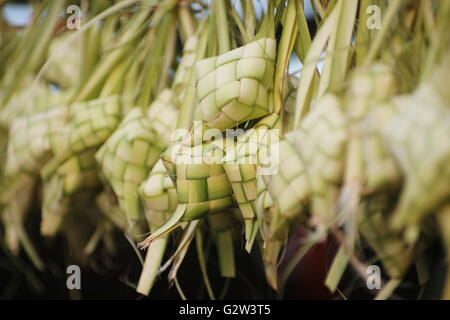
<box><xmin>0</xmin><ymin>0</ymin><xmax>450</xmax><ymax>299</ymax></box>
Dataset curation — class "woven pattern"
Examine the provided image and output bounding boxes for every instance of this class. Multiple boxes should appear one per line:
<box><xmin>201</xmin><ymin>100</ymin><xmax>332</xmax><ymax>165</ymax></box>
<box><xmin>292</xmin><ymin>94</ymin><xmax>348</xmax><ymax>227</ymax></box>
<box><xmin>263</xmin><ymin>132</ymin><xmax>309</xmax><ymax>238</ymax></box>
<box><xmin>161</xmin><ymin>143</ymin><xmax>177</xmax><ymax>180</ymax></box>
<box><xmin>146</xmin><ymin>89</ymin><xmax>178</xmax><ymax>147</ymax></box>
<box><xmin>347</xmin><ymin>64</ymin><xmax>398</xmax><ymax>121</ymax></box>
<box><xmin>5</xmin><ymin>105</ymin><xmax>69</xmax><ymax>178</ymax></box>
<box><xmin>195</xmin><ymin>38</ymin><xmax>276</xmax><ymax>131</ymax></box>
<box><xmin>163</xmin><ymin>139</ymin><xmax>234</xmax><ymax>221</ymax></box>
<box><xmin>224</xmin><ymin>161</ymin><xmax>257</xmax><ymax>223</ymax></box>
<box><xmin>383</xmin><ymin>91</ymin><xmax>450</xmax><ymax>229</ymax></box>
<box><xmin>69</xmin><ymin>95</ymin><xmax>121</xmax><ymax>153</ymax></box>
<box><xmin>223</xmin><ymin>113</ymin><xmax>280</xmax><ymax>241</ymax></box>
<box><xmin>139</xmin><ymin>159</ymin><xmax>177</xmax><ymax>231</ymax></box>
<box><xmin>96</xmin><ymin>107</ymin><xmax>165</xmax><ymax>222</ymax></box>
<box><xmin>2</xmin><ymin>101</ymin><xmax>69</xmax><ymax>239</ymax></box>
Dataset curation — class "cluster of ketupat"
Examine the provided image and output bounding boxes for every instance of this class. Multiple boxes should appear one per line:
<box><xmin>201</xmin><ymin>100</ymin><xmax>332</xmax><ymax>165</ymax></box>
<box><xmin>1</xmin><ymin>0</ymin><xmax>450</xmax><ymax>300</ymax></box>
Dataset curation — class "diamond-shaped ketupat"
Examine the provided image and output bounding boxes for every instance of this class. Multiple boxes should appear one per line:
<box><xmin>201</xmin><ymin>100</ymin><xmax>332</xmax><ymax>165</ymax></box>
<box><xmin>1</xmin><ymin>103</ymin><xmax>70</xmax><ymax>241</ymax></box>
<box><xmin>383</xmin><ymin>88</ymin><xmax>450</xmax><ymax>231</ymax></box>
<box><xmin>292</xmin><ymin>94</ymin><xmax>348</xmax><ymax>230</ymax></box>
<box><xmin>5</xmin><ymin>104</ymin><xmax>69</xmax><ymax>179</ymax></box>
<box><xmin>171</xmin><ymin>139</ymin><xmax>234</xmax><ymax>221</ymax></box>
<box><xmin>69</xmin><ymin>95</ymin><xmax>122</xmax><ymax>152</ymax></box>
<box><xmin>96</xmin><ymin>107</ymin><xmax>166</xmax><ymax>224</ymax></box>
<box><xmin>195</xmin><ymin>38</ymin><xmax>276</xmax><ymax>131</ymax></box>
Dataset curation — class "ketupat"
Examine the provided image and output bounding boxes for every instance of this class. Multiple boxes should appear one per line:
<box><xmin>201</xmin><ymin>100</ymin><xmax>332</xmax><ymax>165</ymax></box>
<box><xmin>292</xmin><ymin>94</ymin><xmax>348</xmax><ymax>232</ymax></box>
<box><xmin>384</xmin><ymin>86</ymin><xmax>450</xmax><ymax>232</ymax></box>
<box><xmin>68</xmin><ymin>95</ymin><xmax>122</xmax><ymax>153</ymax></box>
<box><xmin>0</xmin><ymin>103</ymin><xmax>69</xmax><ymax>263</ymax></box>
<box><xmin>167</xmin><ymin>138</ymin><xmax>234</xmax><ymax>220</ymax></box>
<box><xmin>139</xmin><ymin>137</ymin><xmax>234</xmax><ymax>247</ymax></box>
<box><xmin>40</xmin><ymin>95</ymin><xmax>122</xmax><ymax>235</ymax></box>
<box><xmin>1</xmin><ymin>0</ymin><xmax>450</xmax><ymax>301</ymax></box>
<box><xmin>339</xmin><ymin>64</ymin><xmax>401</xmax><ymax>251</ymax></box>
<box><xmin>4</xmin><ymin>104</ymin><xmax>69</xmax><ymax>180</ymax></box>
<box><xmin>342</xmin><ymin>64</ymin><xmax>400</xmax><ymax>199</ymax></box>
<box><xmin>96</xmin><ymin>107</ymin><xmax>165</xmax><ymax>226</ymax></box>
<box><xmin>350</xmin><ymin>100</ymin><xmax>412</xmax><ymax>291</ymax></box>
<box><xmin>195</xmin><ymin>38</ymin><xmax>276</xmax><ymax>131</ymax></box>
